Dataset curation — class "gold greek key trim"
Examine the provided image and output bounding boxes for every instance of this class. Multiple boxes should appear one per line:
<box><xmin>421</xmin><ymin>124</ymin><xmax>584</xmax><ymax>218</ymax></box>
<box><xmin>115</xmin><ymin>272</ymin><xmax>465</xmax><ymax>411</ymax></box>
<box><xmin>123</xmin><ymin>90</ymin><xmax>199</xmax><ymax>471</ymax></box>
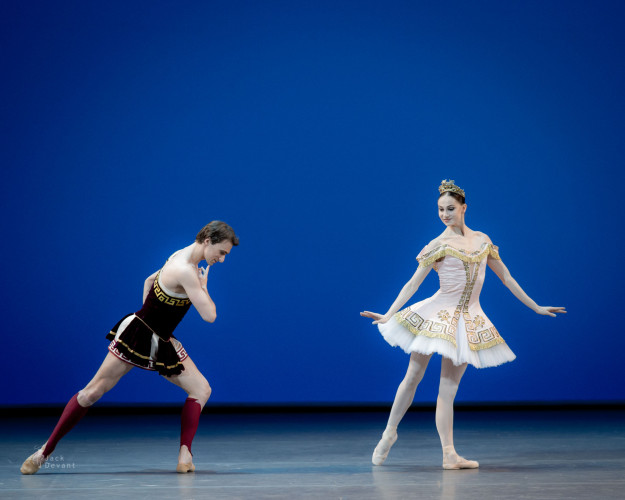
<box><xmin>396</xmin><ymin>243</ymin><xmax>508</xmax><ymax>354</ymax></box>
<box><xmin>470</xmin><ymin>336</ymin><xmax>505</xmax><ymax>351</ymax></box>
<box><xmin>153</xmin><ymin>273</ymin><xmax>191</xmax><ymax>307</ymax></box>
<box><xmin>394</xmin><ymin>310</ymin><xmax>457</xmax><ymax>347</ymax></box>
<box><xmin>417</xmin><ymin>243</ymin><xmax>500</xmax><ymax>269</ymax></box>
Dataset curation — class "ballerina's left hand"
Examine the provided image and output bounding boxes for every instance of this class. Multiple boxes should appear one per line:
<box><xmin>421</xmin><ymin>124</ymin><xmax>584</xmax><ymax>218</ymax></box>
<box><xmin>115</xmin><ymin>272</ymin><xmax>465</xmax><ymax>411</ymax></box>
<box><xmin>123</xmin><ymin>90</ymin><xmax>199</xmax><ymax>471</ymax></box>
<box><xmin>535</xmin><ymin>306</ymin><xmax>567</xmax><ymax>317</ymax></box>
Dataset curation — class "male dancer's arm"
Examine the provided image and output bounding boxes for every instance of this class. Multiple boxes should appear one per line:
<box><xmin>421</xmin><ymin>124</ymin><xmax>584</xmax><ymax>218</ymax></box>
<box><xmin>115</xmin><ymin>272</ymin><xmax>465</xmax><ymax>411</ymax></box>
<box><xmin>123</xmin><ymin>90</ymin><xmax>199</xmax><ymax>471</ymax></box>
<box><xmin>179</xmin><ymin>266</ymin><xmax>218</xmax><ymax>323</ymax></box>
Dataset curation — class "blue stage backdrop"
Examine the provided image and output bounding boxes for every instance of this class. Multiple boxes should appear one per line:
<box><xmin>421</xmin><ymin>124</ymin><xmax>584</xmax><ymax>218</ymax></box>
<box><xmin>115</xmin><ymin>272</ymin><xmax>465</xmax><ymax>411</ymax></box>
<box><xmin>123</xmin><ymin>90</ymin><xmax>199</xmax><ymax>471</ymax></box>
<box><xmin>1</xmin><ymin>0</ymin><xmax>623</xmax><ymax>405</ymax></box>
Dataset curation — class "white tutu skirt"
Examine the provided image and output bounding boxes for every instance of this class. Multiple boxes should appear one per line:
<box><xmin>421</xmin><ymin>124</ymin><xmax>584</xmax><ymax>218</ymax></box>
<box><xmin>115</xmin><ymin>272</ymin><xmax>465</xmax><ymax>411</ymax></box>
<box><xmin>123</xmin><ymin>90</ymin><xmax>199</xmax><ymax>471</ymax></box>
<box><xmin>378</xmin><ymin>315</ymin><xmax>516</xmax><ymax>369</ymax></box>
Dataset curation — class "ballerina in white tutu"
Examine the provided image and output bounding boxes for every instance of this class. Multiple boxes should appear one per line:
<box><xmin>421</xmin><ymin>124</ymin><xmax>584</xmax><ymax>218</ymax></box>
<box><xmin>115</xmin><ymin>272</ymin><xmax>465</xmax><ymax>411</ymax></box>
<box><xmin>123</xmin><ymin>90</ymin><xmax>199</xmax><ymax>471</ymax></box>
<box><xmin>361</xmin><ymin>180</ymin><xmax>565</xmax><ymax>469</ymax></box>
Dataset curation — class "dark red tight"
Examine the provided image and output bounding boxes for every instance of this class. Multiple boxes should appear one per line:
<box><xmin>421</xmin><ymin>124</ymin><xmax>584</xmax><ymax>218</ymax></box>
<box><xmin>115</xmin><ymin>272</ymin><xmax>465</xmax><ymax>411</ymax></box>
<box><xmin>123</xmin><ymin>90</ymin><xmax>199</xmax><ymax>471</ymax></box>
<box><xmin>43</xmin><ymin>393</ymin><xmax>89</xmax><ymax>457</ymax></box>
<box><xmin>180</xmin><ymin>397</ymin><xmax>202</xmax><ymax>453</ymax></box>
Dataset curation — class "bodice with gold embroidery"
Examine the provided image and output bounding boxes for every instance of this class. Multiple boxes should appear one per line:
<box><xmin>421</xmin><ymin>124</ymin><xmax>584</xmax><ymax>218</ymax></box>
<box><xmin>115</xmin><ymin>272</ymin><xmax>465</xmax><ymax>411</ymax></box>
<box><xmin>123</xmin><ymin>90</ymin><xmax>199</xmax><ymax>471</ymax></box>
<box><xmin>394</xmin><ymin>242</ymin><xmax>505</xmax><ymax>351</ymax></box>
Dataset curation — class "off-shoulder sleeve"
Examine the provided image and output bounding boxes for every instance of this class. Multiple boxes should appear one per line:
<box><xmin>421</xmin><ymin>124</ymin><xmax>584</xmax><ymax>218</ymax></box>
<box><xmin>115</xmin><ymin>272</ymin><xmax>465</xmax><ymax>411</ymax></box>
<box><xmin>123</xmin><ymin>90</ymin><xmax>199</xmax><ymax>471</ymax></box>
<box><xmin>416</xmin><ymin>245</ymin><xmax>429</xmax><ymax>263</ymax></box>
<box><xmin>416</xmin><ymin>245</ymin><xmax>443</xmax><ymax>269</ymax></box>
<box><xmin>417</xmin><ymin>242</ymin><xmax>501</xmax><ymax>268</ymax></box>
<box><xmin>488</xmin><ymin>244</ymin><xmax>501</xmax><ymax>260</ymax></box>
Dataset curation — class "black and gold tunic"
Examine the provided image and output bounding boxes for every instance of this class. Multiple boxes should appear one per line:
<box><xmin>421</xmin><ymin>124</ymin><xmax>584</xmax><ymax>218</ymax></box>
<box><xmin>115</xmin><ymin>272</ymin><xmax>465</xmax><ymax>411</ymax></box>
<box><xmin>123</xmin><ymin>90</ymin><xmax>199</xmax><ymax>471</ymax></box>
<box><xmin>106</xmin><ymin>271</ymin><xmax>192</xmax><ymax>376</ymax></box>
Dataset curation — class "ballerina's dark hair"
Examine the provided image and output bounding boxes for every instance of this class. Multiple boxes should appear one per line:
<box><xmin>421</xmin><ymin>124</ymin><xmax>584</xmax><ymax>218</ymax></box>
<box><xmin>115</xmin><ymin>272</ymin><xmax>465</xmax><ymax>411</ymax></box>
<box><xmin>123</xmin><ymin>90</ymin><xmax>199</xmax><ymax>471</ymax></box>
<box><xmin>438</xmin><ymin>191</ymin><xmax>465</xmax><ymax>204</ymax></box>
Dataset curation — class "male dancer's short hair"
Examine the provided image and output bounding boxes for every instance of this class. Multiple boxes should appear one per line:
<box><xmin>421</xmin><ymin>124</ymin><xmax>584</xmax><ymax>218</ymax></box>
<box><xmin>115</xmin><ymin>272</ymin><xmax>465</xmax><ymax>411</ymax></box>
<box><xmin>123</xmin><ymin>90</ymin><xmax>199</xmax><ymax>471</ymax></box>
<box><xmin>195</xmin><ymin>221</ymin><xmax>239</xmax><ymax>246</ymax></box>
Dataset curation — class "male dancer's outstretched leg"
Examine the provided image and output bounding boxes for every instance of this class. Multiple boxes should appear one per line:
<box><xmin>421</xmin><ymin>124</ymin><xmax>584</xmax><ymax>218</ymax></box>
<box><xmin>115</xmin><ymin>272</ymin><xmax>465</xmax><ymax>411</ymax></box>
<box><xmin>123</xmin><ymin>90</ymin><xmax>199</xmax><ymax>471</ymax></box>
<box><xmin>372</xmin><ymin>352</ymin><xmax>431</xmax><ymax>465</ymax></box>
<box><xmin>165</xmin><ymin>355</ymin><xmax>212</xmax><ymax>473</ymax></box>
<box><xmin>20</xmin><ymin>353</ymin><xmax>133</xmax><ymax>474</ymax></box>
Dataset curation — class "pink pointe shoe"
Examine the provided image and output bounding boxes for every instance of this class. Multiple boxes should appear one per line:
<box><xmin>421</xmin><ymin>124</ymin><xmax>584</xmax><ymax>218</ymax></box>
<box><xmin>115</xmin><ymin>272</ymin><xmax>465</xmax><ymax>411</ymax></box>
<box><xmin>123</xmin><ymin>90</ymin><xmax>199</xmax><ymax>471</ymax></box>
<box><xmin>372</xmin><ymin>429</ymin><xmax>398</xmax><ymax>465</ymax></box>
<box><xmin>442</xmin><ymin>446</ymin><xmax>479</xmax><ymax>470</ymax></box>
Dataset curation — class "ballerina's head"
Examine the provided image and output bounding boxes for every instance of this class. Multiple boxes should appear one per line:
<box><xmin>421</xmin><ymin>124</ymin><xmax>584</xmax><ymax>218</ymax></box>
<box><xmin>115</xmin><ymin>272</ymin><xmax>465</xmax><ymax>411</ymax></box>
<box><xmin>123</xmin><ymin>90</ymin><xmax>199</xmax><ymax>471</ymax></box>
<box><xmin>437</xmin><ymin>179</ymin><xmax>466</xmax><ymax>228</ymax></box>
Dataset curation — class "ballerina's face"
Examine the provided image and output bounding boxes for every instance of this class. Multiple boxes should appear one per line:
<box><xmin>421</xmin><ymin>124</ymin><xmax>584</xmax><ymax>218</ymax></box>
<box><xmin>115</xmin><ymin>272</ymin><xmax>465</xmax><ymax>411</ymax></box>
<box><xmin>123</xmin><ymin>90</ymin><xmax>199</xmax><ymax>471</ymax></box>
<box><xmin>438</xmin><ymin>194</ymin><xmax>466</xmax><ymax>227</ymax></box>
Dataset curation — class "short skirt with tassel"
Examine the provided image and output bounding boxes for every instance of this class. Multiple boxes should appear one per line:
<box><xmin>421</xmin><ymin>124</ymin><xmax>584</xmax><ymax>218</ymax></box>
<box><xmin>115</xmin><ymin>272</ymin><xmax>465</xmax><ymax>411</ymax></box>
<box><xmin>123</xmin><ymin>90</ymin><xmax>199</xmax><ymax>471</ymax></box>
<box><xmin>106</xmin><ymin>314</ymin><xmax>188</xmax><ymax>376</ymax></box>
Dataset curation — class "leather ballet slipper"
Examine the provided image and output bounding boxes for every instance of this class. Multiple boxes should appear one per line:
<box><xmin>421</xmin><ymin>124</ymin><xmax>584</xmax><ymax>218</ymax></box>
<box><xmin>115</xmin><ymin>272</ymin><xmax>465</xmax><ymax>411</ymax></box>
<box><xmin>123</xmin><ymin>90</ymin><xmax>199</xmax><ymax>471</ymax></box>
<box><xmin>20</xmin><ymin>449</ymin><xmax>47</xmax><ymax>475</ymax></box>
<box><xmin>176</xmin><ymin>462</ymin><xmax>196</xmax><ymax>473</ymax></box>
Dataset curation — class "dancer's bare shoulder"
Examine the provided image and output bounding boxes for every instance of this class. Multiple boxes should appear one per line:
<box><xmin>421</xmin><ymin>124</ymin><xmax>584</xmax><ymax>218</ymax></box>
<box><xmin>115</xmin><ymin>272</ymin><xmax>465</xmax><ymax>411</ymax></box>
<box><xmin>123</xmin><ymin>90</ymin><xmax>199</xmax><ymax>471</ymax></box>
<box><xmin>160</xmin><ymin>250</ymin><xmax>197</xmax><ymax>293</ymax></box>
<box><xmin>432</xmin><ymin>229</ymin><xmax>493</xmax><ymax>252</ymax></box>
<box><xmin>429</xmin><ymin>232</ymin><xmax>458</xmax><ymax>249</ymax></box>
<box><xmin>473</xmin><ymin>231</ymin><xmax>492</xmax><ymax>245</ymax></box>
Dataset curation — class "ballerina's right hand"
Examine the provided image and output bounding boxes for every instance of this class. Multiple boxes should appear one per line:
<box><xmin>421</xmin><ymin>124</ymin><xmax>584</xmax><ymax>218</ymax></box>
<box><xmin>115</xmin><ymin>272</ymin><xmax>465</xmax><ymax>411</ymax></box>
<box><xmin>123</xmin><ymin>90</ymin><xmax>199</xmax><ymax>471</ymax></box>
<box><xmin>360</xmin><ymin>311</ymin><xmax>389</xmax><ymax>325</ymax></box>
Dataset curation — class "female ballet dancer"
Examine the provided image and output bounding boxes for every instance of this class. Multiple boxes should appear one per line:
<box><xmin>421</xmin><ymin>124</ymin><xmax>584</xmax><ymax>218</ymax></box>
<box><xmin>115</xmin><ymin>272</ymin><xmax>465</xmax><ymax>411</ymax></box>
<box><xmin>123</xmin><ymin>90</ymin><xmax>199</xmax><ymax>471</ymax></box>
<box><xmin>361</xmin><ymin>180</ymin><xmax>565</xmax><ymax>469</ymax></box>
<box><xmin>21</xmin><ymin>221</ymin><xmax>238</xmax><ymax>475</ymax></box>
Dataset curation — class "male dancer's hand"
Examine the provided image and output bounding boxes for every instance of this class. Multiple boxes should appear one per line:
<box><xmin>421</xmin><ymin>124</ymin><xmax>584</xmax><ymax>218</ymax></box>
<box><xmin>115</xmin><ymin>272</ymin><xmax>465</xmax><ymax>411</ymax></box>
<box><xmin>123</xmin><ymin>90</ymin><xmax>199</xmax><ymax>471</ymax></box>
<box><xmin>198</xmin><ymin>266</ymin><xmax>209</xmax><ymax>290</ymax></box>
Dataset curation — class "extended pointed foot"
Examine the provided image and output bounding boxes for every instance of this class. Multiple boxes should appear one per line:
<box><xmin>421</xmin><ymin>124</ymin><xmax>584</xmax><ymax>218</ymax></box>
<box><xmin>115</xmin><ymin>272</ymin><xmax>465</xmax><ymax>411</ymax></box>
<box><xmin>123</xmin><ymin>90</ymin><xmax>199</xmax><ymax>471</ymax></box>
<box><xmin>20</xmin><ymin>448</ymin><xmax>47</xmax><ymax>475</ymax></box>
<box><xmin>372</xmin><ymin>429</ymin><xmax>398</xmax><ymax>466</ymax></box>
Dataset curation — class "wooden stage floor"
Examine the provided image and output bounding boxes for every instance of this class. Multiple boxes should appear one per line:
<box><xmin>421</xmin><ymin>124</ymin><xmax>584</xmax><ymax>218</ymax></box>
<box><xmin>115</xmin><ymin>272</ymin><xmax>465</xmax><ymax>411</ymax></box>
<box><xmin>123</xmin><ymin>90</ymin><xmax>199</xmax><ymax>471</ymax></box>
<box><xmin>1</xmin><ymin>408</ymin><xmax>624</xmax><ymax>499</ymax></box>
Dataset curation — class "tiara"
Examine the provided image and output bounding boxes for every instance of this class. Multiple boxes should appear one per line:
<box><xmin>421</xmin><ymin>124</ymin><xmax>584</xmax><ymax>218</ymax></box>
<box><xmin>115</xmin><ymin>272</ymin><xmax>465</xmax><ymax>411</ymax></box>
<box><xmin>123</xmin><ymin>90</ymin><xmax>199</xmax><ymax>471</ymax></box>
<box><xmin>438</xmin><ymin>179</ymin><xmax>465</xmax><ymax>198</ymax></box>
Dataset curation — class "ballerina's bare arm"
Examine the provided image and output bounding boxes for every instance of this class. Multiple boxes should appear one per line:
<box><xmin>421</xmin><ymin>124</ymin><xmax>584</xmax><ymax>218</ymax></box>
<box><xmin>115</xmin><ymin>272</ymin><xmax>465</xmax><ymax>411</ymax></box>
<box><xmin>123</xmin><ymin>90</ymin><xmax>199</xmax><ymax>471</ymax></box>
<box><xmin>487</xmin><ymin>257</ymin><xmax>566</xmax><ymax>317</ymax></box>
<box><xmin>361</xmin><ymin>264</ymin><xmax>432</xmax><ymax>324</ymax></box>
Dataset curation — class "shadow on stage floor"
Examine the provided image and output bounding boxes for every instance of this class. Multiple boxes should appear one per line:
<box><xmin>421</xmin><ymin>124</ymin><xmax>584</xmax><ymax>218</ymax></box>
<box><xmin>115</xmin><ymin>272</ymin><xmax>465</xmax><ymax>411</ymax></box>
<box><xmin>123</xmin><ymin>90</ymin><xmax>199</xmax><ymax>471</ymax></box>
<box><xmin>1</xmin><ymin>407</ymin><xmax>624</xmax><ymax>499</ymax></box>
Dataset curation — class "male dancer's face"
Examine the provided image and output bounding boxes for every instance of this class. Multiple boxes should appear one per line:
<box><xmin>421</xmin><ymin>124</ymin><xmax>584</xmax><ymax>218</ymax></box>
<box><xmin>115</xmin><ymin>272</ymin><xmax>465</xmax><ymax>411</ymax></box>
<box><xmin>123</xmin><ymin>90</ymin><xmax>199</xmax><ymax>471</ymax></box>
<box><xmin>203</xmin><ymin>240</ymin><xmax>233</xmax><ymax>266</ymax></box>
